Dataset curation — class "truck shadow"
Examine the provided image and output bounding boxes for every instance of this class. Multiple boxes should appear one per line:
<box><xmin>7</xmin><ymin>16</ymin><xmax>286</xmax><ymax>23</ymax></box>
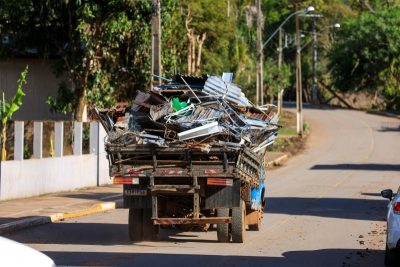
<box><xmin>264</xmin><ymin>196</ymin><xmax>387</xmax><ymax>222</ymax></box>
<box><xmin>42</xmin><ymin>248</ymin><xmax>385</xmax><ymax>267</ymax></box>
<box><xmin>7</xmin><ymin>221</ymin><xmax>218</xmax><ymax>246</ymax></box>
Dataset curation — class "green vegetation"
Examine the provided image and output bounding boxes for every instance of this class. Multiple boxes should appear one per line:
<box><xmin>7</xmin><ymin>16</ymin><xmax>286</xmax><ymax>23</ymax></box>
<box><xmin>271</xmin><ymin>110</ymin><xmax>308</xmax><ymax>154</ymax></box>
<box><xmin>328</xmin><ymin>7</ymin><xmax>400</xmax><ymax>110</ymax></box>
<box><xmin>278</xmin><ymin>110</ymin><xmax>296</xmax><ymax>136</ymax></box>
<box><xmin>0</xmin><ymin>1</ymin><xmax>398</xmax><ymax>118</ymax></box>
<box><xmin>0</xmin><ymin>66</ymin><xmax>28</xmax><ymax>160</ymax></box>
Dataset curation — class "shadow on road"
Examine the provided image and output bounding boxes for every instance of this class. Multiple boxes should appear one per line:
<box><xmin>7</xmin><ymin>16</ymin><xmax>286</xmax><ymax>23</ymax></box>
<box><xmin>8</xmin><ymin>222</ymin><xmax>131</xmax><ymax>246</ymax></box>
<box><xmin>7</xmin><ymin>222</ymin><xmax>217</xmax><ymax>246</ymax></box>
<box><xmin>310</xmin><ymin>163</ymin><xmax>400</xmax><ymax>171</ymax></box>
<box><xmin>57</xmin><ymin>192</ymin><xmax>122</xmax><ymax>200</ymax></box>
<box><xmin>41</xmin><ymin>248</ymin><xmax>384</xmax><ymax>267</ymax></box>
<box><xmin>264</xmin><ymin>197</ymin><xmax>387</xmax><ymax>222</ymax></box>
<box><xmin>378</xmin><ymin>126</ymin><xmax>400</xmax><ymax>132</ymax></box>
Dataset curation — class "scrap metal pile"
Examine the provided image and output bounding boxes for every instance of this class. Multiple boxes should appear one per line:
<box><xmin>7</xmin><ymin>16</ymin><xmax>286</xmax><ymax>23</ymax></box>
<box><xmin>98</xmin><ymin>74</ymin><xmax>279</xmax><ymax>153</ymax></box>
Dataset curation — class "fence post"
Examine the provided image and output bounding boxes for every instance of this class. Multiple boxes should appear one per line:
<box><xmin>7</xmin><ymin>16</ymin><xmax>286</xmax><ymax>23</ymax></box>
<box><xmin>33</xmin><ymin>122</ymin><xmax>43</xmax><ymax>159</ymax></box>
<box><xmin>54</xmin><ymin>122</ymin><xmax>64</xmax><ymax>157</ymax></box>
<box><xmin>14</xmin><ymin>121</ymin><xmax>24</xmax><ymax>160</ymax></box>
<box><xmin>89</xmin><ymin>122</ymin><xmax>99</xmax><ymax>155</ymax></box>
<box><xmin>73</xmin><ymin>122</ymin><xmax>83</xmax><ymax>155</ymax></box>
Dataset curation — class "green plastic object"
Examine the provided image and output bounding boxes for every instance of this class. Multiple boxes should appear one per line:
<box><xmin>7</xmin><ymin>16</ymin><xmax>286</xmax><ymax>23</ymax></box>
<box><xmin>172</xmin><ymin>98</ymin><xmax>188</xmax><ymax>111</ymax></box>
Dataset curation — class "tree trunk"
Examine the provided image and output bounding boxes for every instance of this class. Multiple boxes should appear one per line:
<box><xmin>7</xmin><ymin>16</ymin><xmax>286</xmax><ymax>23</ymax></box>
<box><xmin>74</xmin><ymin>59</ymin><xmax>91</xmax><ymax>121</ymax></box>
<box><xmin>196</xmin><ymin>33</ymin><xmax>207</xmax><ymax>74</ymax></box>
<box><xmin>185</xmin><ymin>11</ymin><xmax>194</xmax><ymax>75</ymax></box>
<box><xmin>74</xmin><ymin>88</ymin><xmax>86</xmax><ymax>121</ymax></box>
<box><xmin>191</xmin><ymin>36</ymin><xmax>196</xmax><ymax>75</ymax></box>
<box><xmin>187</xmin><ymin>31</ymin><xmax>193</xmax><ymax>74</ymax></box>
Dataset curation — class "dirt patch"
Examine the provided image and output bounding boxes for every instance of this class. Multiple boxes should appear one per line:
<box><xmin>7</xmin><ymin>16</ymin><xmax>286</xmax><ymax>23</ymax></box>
<box><xmin>327</xmin><ymin>90</ymin><xmax>386</xmax><ymax>110</ymax></box>
<box><xmin>269</xmin><ymin>110</ymin><xmax>309</xmax><ymax>156</ymax></box>
<box><xmin>271</xmin><ymin>135</ymin><xmax>308</xmax><ymax>156</ymax></box>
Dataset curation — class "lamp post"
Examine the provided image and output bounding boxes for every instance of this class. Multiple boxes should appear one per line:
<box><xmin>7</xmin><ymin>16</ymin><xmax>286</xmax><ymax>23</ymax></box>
<box><xmin>311</xmin><ymin>22</ymin><xmax>340</xmax><ymax>103</ymax></box>
<box><xmin>301</xmin><ymin>13</ymin><xmax>340</xmax><ymax>103</ymax></box>
<box><xmin>295</xmin><ymin>13</ymin><xmax>303</xmax><ymax>136</ymax></box>
<box><xmin>261</xmin><ymin>6</ymin><xmax>314</xmax><ymax>136</ymax></box>
<box><xmin>151</xmin><ymin>0</ymin><xmax>162</xmax><ymax>89</ymax></box>
<box><xmin>256</xmin><ymin>0</ymin><xmax>263</xmax><ymax>106</ymax></box>
<box><xmin>261</xmin><ymin>6</ymin><xmax>314</xmax><ymax>49</ymax></box>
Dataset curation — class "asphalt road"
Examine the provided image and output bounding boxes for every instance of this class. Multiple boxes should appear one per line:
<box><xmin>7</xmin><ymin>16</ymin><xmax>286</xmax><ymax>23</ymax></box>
<box><xmin>6</xmin><ymin>106</ymin><xmax>400</xmax><ymax>267</ymax></box>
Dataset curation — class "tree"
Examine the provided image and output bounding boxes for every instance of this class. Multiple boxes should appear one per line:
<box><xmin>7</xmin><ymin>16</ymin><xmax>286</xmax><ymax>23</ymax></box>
<box><xmin>0</xmin><ymin>66</ymin><xmax>28</xmax><ymax>160</ymax></box>
<box><xmin>0</xmin><ymin>0</ymin><xmax>152</xmax><ymax>121</ymax></box>
<box><xmin>264</xmin><ymin>59</ymin><xmax>291</xmax><ymax>101</ymax></box>
<box><xmin>328</xmin><ymin>8</ymin><xmax>400</xmax><ymax>109</ymax></box>
<box><xmin>46</xmin><ymin>1</ymin><xmax>152</xmax><ymax>120</ymax></box>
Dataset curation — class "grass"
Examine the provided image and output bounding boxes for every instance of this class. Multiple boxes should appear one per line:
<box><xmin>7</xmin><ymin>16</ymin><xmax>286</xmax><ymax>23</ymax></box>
<box><xmin>269</xmin><ymin>110</ymin><xmax>309</xmax><ymax>155</ymax></box>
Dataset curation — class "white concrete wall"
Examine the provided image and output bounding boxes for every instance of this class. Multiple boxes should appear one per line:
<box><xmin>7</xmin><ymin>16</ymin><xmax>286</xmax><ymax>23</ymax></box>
<box><xmin>1</xmin><ymin>155</ymin><xmax>97</xmax><ymax>200</ymax></box>
<box><xmin>0</xmin><ymin>121</ymin><xmax>112</xmax><ymax>201</ymax></box>
<box><xmin>98</xmin><ymin>126</ymin><xmax>111</xmax><ymax>186</ymax></box>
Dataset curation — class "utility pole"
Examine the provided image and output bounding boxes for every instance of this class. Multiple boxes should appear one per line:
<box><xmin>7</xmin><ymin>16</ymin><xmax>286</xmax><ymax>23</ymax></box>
<box><xmin>278</xmin><ymin>28</ymin><xmax>283</xmax><ymax>68</ymax></box>
<box><xmin>256</xmin><ymin>0</ymin><xmax>263</xmax><ymax>106</ymax></box>
<box><xmin>311</xmin><ymin>16</ymin><xmax>318</xmax><ymax>103</ymax></box>
<box><xmin>295</xmin><ymin>13</ymin><xmax>303</xmax><ymax>136</ymax></box>
<box><xmin>151</xmin><ymin>0</ymin><xmax>162</xmax><ymax>89</ymax></box>
<box><xmin>277</xmin><ymin>28</ymin><xmax>283</xmax><ymax>115</ymax></box>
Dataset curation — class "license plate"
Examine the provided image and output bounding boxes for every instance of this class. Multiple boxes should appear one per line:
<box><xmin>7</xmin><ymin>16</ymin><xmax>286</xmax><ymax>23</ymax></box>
<box><xmin>124</xmin><ymin>189</ymin><xmax>147</xmax><ymax>196</ymax></box>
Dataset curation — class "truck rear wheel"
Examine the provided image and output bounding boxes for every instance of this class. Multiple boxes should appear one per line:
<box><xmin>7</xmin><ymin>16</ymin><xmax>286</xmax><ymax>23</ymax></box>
<box><xmin>216</xmin><ymin>208</ymin><xmax>231</xmax><ymax>243</ymax></box>
<box><xmin>142</xmin><ymin>208</ymin><xmax>159</xmax><ymax>241</ymax></box>
<box><xmin>248</xmin><ymin>210</ymin><xmax>261</xmax><ymax>231</ymax></box>
<box><xmin>231</xmin><ymin>200</ymin><xmax>246</xmax><ymax>243</ymax></box>
<box><xmin>128</xmin><ymin>208</ymin><xmax>143</xmax><ymax>241</ymax></box>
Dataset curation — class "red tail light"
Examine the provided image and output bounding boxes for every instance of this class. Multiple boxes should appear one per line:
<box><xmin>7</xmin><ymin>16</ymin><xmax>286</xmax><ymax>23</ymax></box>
<box><xmin>207</xmin><ymin>178</ymin><xmax>233</xmax><ymax>186</ymax></box>
<box><xmin>113</xmin><ymin>177</ymin><xmax>139</xmax><ymax>185</ymax></box>
<box><xmin>393</xmin><ymin>202</ymin><xmax>400</xmax><ymax>214</ymax></box>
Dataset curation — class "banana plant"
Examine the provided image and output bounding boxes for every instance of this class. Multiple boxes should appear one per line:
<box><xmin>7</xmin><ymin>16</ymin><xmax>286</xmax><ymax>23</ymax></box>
<box><xmin>0</xmin><ymin>66</ymin><xmax>28</xmax><ymax>160</ymax></box>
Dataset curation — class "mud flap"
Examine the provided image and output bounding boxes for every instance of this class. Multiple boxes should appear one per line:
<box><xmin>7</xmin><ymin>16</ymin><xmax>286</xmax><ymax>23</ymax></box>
<box><xmin>204</xmin><ymin>179</ymin><xmax>240</xmax><ymax>208</ymax></box>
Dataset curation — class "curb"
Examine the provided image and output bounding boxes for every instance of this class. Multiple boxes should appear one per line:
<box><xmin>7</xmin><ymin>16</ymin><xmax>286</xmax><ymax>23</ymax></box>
<box><xmin>266</xmin><ymin>154</ymin><xmax>289</xmax><ymax>168</ymax></box>
<box><xmin>0</xmin><ymin>199</ymin><xmax>123</xmax><ymax>235</ymax></box>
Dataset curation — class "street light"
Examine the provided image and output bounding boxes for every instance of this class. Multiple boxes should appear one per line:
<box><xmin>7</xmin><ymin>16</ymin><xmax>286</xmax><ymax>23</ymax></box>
<box><xmin>306</xmin><ymin>18</ymin><xmax>340</xmax><ymax>103</ymax></box>
<box><xmin>299</xmin><ymin>23</ymin><xmax>341</xmax><ymax>51</ymax></box>
<box><xmin>262</xmin><ymin>6</ymin><xmax>315</xmax><ymax>49</ymax></box>
<box><xmin>260</xmin><ymin>6</ymin><xmax>314</xmax><ymax>136</ymax></box>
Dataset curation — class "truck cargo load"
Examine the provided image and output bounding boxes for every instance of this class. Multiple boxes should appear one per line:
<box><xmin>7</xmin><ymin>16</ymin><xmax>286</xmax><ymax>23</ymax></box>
<box><xmin>94</xmin><ymin>74</ymin><xmax>279</xmax><ymax>243</ymax></box>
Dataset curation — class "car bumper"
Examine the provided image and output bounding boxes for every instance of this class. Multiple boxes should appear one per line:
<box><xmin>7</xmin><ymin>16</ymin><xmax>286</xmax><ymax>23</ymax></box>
<box><xmin>387</xmin><ymin>228</ymin><xmax>400</xmax><ymax>250</ymax></box>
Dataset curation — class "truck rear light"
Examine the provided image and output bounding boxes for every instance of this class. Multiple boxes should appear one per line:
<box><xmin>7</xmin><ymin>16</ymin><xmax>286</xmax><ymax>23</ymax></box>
<box><xmin>394</xmin><ymin>202</ymin><xmax>400</xmax><ymax>214</ymax></box>
<box><xmin>113</xmin><ymin>177</ymin><xmax>140</xmax><ymax>185</ymax></box>
<box><xmin>207</xmin><ymin>178</ymin><xmax>233</xmax><ymax>186</ymax></box>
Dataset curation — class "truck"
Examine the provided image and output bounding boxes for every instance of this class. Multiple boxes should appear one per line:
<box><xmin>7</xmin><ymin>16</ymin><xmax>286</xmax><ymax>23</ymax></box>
<box><xmin>93</xmin><ymin>74</ymin><xmax>277</xmax><ymax>243</ymax></box>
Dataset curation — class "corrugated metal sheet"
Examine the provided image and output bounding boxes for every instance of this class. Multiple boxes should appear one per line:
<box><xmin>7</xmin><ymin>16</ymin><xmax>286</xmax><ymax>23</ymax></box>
<box><xmin>203</xmin><ymin>76</ymin><xmax>252</xmax><ymax>107</ymax></box>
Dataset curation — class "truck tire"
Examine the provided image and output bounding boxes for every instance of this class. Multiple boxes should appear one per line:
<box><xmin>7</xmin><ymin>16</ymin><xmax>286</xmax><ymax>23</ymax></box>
<box><xmin>231</xmin><ymin>200</ymin><xmax>246</xmax><ymax>243</ymax></box>
<box><xmin>128</xmin><ymin>208</ymin><xmax>143</xmax><ymax>241</ymax></box>
<box><xmin>217</xmin><ymin>208</ymin><xmax>231</xmax><ymax>243</ymax></box>
<box><xmin>142</xmin><ymin>208</ymin><xmax>159</xmax><ymax>241</ymax></box>
<box><xmin>248</xmin><ymin>210</ymin><xmax>261</xmax><ymax>231</ymax></box>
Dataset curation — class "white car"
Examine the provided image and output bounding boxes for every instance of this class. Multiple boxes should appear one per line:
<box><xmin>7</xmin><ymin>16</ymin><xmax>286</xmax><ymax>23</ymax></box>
<box><xmin>382</xmin><ymin>188</ymin><xmax>400</xmax><ymax>266</ymax></box>
<box><xmin>0</xmin><ymin>236</ymin><xmax>55</xmax><ymax>267</ymax></box>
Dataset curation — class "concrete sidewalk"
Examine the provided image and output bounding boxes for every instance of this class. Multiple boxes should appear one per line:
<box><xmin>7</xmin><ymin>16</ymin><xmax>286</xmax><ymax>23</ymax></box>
<box><xmin>0</xmin><ymin>152</ymin><xmax>288</xmax><ymax>235</ymax></box>
<box><xmin>0</xmin><ymin>185</ymin><xmax>123</xmax><ymax>235</ymax></box>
